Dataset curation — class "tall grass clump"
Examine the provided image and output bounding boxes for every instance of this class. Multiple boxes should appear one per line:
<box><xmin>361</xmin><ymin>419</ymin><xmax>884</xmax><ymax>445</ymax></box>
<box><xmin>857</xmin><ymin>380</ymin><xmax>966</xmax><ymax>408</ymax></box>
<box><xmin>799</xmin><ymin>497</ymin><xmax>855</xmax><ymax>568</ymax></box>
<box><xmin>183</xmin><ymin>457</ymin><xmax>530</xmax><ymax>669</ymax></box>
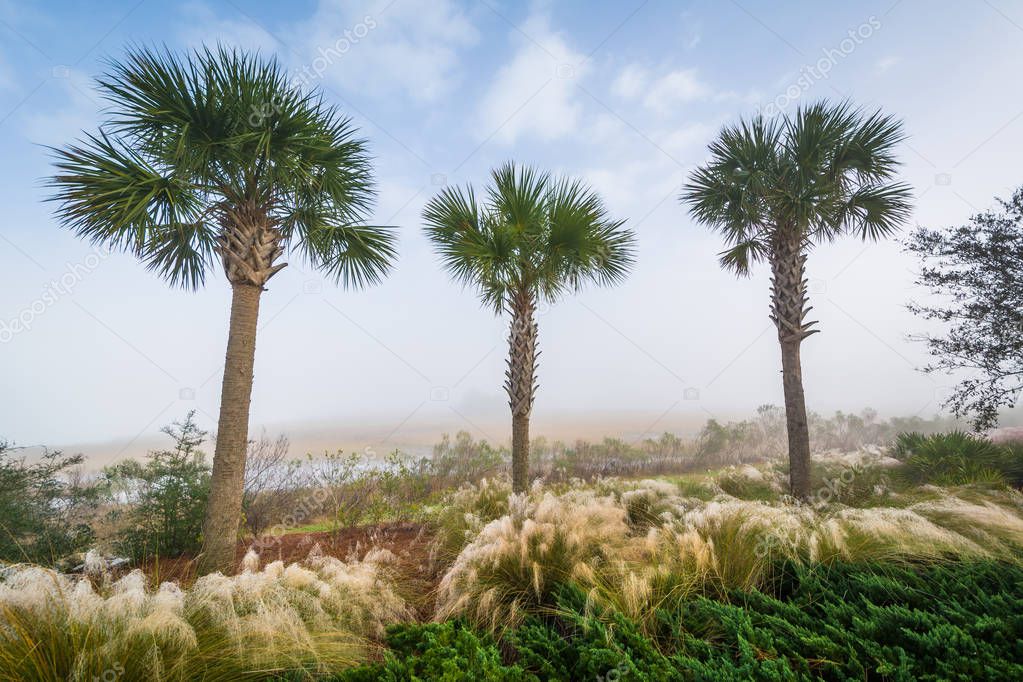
<box><xmin>433</xmin><ymin>480</ymin><xmax>1023</xmax><ymax>636</ymax></box>
<box><xmin>434</xmin><ymin>490</ymin><xmax>629</xmax><ymax>630</ymax></box>
<box><xmin>0</xmin><ymin>548</ymin><xmax>409</xmax><ymax>681</ymax></box>
<box><xmin>429</xmin><ymin>476</ymin><xmax>514</xmax><ymax>570</ymax></box>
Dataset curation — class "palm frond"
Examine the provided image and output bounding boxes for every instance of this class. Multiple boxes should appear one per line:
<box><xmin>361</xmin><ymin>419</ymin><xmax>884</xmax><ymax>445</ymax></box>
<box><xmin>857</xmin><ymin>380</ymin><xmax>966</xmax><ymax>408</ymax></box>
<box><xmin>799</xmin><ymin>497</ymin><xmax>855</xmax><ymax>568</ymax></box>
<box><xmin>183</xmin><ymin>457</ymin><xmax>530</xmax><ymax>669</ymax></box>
<box><xmin>683</xmin><ymin>99</ymin><xmax>912</xmax><ymax>270</ymax></box>
<box><xmin>423</xmin><ymin>163</ymin><xmax>634</xmax><ymax>312</ymax></box>
<box><xmin>49</xmin><ymin>44</ymin><xmax>391</xmax><ymax>289</ymax></box>
<box><xmin>47</xmin><ymin>131</ymin><xmax>206</xmax><ymax>282</ymax></box>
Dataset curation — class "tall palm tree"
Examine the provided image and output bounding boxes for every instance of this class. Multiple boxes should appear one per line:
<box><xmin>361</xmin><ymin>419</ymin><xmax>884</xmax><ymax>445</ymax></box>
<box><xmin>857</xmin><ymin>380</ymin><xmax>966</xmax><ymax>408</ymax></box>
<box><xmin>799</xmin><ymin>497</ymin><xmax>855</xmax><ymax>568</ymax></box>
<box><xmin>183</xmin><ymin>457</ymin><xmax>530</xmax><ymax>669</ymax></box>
<box><xmin>423</xmin><ymin>163</ymin><xmax>635</xmax><ymax>493</ymax></box>
<box><xmin>48</xmin><ymin>47</ymin><xmax>396</xmax><ymax>573</ymax></box>
<box><xmin>681</xmin><ymin>101</ymin><xmax>912</xmax><ymax>499</ymax></box>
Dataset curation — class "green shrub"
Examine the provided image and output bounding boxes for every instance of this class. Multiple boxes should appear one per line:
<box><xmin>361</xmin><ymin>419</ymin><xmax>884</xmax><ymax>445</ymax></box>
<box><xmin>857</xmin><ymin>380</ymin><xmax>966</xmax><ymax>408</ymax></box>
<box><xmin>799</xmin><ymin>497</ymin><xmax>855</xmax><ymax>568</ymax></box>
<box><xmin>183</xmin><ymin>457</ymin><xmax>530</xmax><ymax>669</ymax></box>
<box><xmin>892</xmin><ymin>431</ymin><xmax>1016</xmax><ymax>487</ymax></box>
<box><xmin>0</xmin><ymin>441</ymin><xmax>100</xmax><ymax>564</ymax></box>
<box><xmin>102</xmin><ymin>412</ymin><xmax>210</xmax><ymax>559</ymax></box>
<box><xmin>356</xmin><ymin>561</ymin><xmax>1023</xmax><ymax>681</ymax></box>
<box><xmin>995</xmin><ymin>440</ymin><xmax>1023</xmax><ymax>487</ymax></box>
<box><xmin>666</xmin><ymin>560</ymin><xmax>1023</xmax><ymax>680</ymax></box>
<box><xmin>431</xmin><ymin>432</ymin><xmax>506</xmax><ymax>486</ymax></box>
<box><xmin>335</xmin><ymin>621</ymin><xmax>535</xmax><ymax>681</ymax></box>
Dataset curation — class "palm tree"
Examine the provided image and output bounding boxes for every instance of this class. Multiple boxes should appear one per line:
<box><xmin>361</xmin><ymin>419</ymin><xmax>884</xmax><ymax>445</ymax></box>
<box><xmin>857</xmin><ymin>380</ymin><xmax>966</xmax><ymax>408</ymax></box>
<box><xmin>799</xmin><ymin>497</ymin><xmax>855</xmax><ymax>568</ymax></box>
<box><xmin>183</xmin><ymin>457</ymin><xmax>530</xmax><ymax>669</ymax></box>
<box><xmin>48</xmin><ymin>47</ymin><xmax>396</xmax><ymax>573</ymax></box>
<box><xmin>423</xmin><ymin>163</ymin><xmax>635</xmax><ymax>493</ymax></box>
<box><xmin>681</xmin><ymin>101</ymin><xmax>911</xmax><ymax>499</ymax></box>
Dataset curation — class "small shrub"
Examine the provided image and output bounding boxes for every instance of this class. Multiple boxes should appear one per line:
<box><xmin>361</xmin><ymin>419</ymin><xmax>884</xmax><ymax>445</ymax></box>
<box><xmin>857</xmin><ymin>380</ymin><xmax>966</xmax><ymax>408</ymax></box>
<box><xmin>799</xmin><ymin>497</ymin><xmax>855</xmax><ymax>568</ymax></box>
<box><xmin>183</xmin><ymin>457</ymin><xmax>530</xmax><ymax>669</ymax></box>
<box><xmin>431</xmin><ymin>432</ymin><xmax>506</xmax><ymax>487</ymax></box>
<box><xmin>808</xmin><ymin>458</ymin><xmax>893</xmax><ymax>507</ymax></box>
<box><xmin>375</xmin><ymin>452</ymin><xmax>432</xmax><ymax>522</ymax></box>
<box><xmin>242</xmin><ymin>431</ymin><xmax>302</xmax><ymax>539</ymax></box>
<box><xmin>307</xmin><ymin>451</ymin><xmax>380</xmax><ymax>529</ymax></box>
<box><xmin>102</xmin><ymin>412</ymin><xmax>210</xmax><ymax>560</ymax></box>
<box><xmin>892</xmin><ymin>431</ymin><xmax>1015</xmax><ymax>487</ymax></box>
<box><xmin>0</xmin><ymin>441</ymin><xmax>99</xmax><ymax>564</ymax></box>
<box><xmin>370</xmin><ymin>562</ymin><xmax>1023</xmax><ymax>681</ymax></box>
<box><xmin>334</xmin><ymin>621</ymin><xmax>535</xmax><ymax>681</ymax></box>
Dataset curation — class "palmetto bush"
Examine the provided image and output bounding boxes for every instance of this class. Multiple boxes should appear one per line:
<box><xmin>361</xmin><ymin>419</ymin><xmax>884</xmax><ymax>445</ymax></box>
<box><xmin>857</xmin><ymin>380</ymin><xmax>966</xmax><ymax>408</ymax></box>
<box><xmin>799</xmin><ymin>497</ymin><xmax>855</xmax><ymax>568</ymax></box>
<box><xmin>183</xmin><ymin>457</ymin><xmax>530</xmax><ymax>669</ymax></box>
<box><xmin>0</xmin><ymin>548</ymin><xmax>408</xmax><ymax>681</ymax></box>
<box><xmin>892</xmin><ymin>430</ymin><xmax>1021</xmax><ymax>486</ymax></box>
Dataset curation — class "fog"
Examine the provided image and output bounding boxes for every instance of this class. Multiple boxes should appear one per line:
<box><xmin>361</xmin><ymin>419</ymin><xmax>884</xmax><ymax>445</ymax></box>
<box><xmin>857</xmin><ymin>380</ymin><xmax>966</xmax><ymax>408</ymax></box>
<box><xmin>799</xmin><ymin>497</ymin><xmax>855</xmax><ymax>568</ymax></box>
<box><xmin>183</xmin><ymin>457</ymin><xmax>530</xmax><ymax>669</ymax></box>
<box><xmin>2</xmin><ymin>1</ymin><xmax>1021</xmax><ymax>462</ymax></box>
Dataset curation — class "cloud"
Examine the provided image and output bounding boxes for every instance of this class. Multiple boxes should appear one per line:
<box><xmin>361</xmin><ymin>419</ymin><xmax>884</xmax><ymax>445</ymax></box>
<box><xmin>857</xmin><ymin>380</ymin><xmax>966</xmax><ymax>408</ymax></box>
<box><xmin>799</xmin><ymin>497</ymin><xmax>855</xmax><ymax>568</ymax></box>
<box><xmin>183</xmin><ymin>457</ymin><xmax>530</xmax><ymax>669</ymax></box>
<box><xmin>292</xmin><ymin>0</ymin><xmax>478</xmax><ymax>103</ymax></box>
<box><xmin>22</xmin><ymin>69</ymin><xmax>103</xmax><ymax>146</ymax></box>
<box><xmin>580</xmin><ymin>117</ymin><xmax>711</xmax><ymax>210</ymax></box>
<box><xmin>177</xmin><ymin>2</ymin><xmax>279</xmax><ymax>52</ymax></box>
<box><xmin>174</xmin><ymin>0</ymin><xmax>478</xmax><ymax>104</ymax></box>
<box><xmin>475</xmin><ymin>14</ymin><xmax>587</xmax><ymax>144</ymax></box>
<box><xmin>644</xmin><ymin>69</ymin><xmax>709</xmax><ymax>111</ymax></box>
<box><xmin>875</xmin><ymin>56</ymin><xmax>900</xmax><ymax>73</ymax></box>
<box><xmin>611</xmin><ymin>64</ymin><xmax>648</xmax><ymax>99</ymax></box>
<box><xmin>613</xmin><ymin>64</ymin><xmax>712</xmax><ymax>114</ymax></box>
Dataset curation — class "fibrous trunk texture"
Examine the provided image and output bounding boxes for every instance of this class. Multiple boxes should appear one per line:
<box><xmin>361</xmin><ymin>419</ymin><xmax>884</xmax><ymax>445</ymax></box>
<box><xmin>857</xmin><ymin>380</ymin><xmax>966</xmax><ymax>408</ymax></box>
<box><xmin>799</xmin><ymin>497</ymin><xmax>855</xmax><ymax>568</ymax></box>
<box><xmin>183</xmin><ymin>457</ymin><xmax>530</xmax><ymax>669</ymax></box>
<box><xmin>770</xmin><ymin>233</ymin><xmax>816</xmax><ymax>500</ymax></box>
<box><xmin>216</xmin><ymin>205</ymin><xmax>286</xmax><ymax>289</ymax></box>
<box><xmin>199</xmin><ymin>282</ymin><xmax>262</xmax><ymax>574</ymax></box>
<box><xmin>199</xmin><ymin>209</ymin><xmax>284</xmax><ymax>575</ymax></box>
<box><xmin>506</xmin><ymin>290</ymin><xmax>538</xmax><ymax>494</ymax></box>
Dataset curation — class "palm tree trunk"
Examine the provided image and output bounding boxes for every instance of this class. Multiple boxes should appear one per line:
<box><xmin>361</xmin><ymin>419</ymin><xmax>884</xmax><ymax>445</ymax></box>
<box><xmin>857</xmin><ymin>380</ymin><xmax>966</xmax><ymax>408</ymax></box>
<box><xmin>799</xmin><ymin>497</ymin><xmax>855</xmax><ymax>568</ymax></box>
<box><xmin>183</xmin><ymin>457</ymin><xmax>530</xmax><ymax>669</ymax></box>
<box><xmin>779</xmin><ymin>337</ymin><xmax>811</xmax><ymax>498</ymax></box>
<box><xmin>198</xmin><ymin>282</ymin><xmax>262</xmax><ymax>574</ymax></box>
<box><xmin>511</xmin><ymin>412</ymin><xmax>530</xmax><ymax>493</ymax></box>
<box><xmin>506</xmin><ymin>290</ymin><xmax>538</xmax><ymax>494</ymax></box>
<box><xmin>770</xmin><ymin>234</ymin><xmax>816</xmax><ymax>500</ymax></box>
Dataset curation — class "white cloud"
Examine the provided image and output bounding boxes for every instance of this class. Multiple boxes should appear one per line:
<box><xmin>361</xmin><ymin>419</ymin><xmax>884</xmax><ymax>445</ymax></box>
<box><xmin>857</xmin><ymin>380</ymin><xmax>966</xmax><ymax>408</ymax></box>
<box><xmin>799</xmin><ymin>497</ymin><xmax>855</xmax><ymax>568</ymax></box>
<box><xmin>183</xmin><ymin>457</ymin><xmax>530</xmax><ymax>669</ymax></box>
<box><xmin>611</xmin><ymin>64</ymin><xmax>713</xmax><ymax>114</ymax></box>
<box><xmin>22</xmin><ymin>69</ymin><xmax>102</xmax><ymax>146</ymax></box>
<box><xmin>178</xmin><ymin>2</ymin><xmax>279</xmax><ymax>52</ymax></box>
<box><xmin>643</xmin><ymin>68</ymin><xmax>709</xmax><ymax>112</ymax></box>
<box><xmin>476</xmin><ymin>15</ymin><xmax>587</xmax><ymax>144</ymax></box>
<box><xmin>875</xmin><ymin>55</ymin><xmax>900</xmax><ymax>73</ymax></box>
<box><xmin>175</xmin><ymin>0</ymin><xmax>478</xmax><ymax>103</ymax></box>
<box><xmin>292</xmin><ymin>0</ymin><xmax>478</xmax><ymax>103</ymax></box>
<box><xmin>611</xmin><ymin>64</ymin><xmax>648</xmax><ymax>99</ymax></box>
<box><xmin>658</xmin><ymin>121</ymin><xmax>715</xmax><ymax>157</ymax></box>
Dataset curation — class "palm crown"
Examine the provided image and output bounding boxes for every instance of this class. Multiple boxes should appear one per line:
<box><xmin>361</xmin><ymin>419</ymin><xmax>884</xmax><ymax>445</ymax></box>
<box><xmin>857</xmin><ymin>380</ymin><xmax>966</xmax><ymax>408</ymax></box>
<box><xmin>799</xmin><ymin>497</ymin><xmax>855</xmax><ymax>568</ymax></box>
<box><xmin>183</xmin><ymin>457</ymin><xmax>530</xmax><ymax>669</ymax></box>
<box><xmin>423</xmin><ymin>162</ymin><xmax>635</xmax><ymax>312</ymax></box>
<box><xmin>682</xmin><ymin>101</ymin><xmax>912</xmax><ymax>275</ymax></box>
<box><xmin>48</xmin><ymin>46</ymin><xmax>396</xmax><ymax>290</ymax></box>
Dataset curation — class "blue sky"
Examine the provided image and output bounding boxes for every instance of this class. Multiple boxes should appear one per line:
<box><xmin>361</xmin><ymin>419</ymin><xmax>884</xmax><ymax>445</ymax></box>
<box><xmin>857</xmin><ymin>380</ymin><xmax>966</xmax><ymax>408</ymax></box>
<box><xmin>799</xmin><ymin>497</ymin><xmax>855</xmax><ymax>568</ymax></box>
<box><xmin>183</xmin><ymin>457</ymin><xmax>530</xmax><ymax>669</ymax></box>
<box><xmin>2</xmin><ymin>0</ymin><xmax>1023</xmax><ymax>459</ymax></box>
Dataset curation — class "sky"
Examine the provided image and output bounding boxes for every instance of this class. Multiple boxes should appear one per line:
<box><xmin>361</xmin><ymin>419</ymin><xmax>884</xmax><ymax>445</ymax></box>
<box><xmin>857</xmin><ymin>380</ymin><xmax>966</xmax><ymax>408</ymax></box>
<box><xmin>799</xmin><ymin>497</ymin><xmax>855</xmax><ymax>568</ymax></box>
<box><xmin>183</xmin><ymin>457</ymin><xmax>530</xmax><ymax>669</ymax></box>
<box><xmin>2</xmin><ymin>0</ymin><xmax>1023</xmax><ymax>461</ymax></box>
